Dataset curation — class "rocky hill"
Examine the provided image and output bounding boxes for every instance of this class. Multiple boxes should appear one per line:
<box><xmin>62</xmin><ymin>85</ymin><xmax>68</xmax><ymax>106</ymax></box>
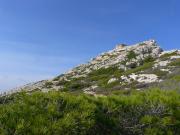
<box><xmin>3</xmin><ymin>40</ymin><xmax>180</xmax><ymax>96</ymax></box>
<box><xmin>1</xmin><ymin>40</ymin><xmax>180</xmax><ymax>135</ymax></box>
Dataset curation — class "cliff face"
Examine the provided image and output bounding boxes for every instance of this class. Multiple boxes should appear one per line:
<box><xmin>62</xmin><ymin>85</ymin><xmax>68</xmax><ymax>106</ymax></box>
<box><xmin>4</xmin><ymin>40</ymin><xmax>180</xmax><ymax>95</ymax></box>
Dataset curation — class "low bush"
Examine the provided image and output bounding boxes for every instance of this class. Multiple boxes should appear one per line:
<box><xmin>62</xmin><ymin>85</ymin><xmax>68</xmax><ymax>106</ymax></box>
<box><xmin>152</xmin><ymin>69</ymin><xmax>168</xmax><ymax>78</ymax></box>
<box><xmin>65</xmin><ymin>80</ymin><xmax>90</xmax><ymax>91</ymax></box>
<box><xmin>0</xmin><ymin>89</ymin><xmax>179</xmax><ymax>135</ymax></box>
<box><xmin>168</xmin><ymin>58</ymin><xmax>180</xmax><ymax>66</ymax></box>
<box><xmin>88</xmin><ymin>67</ymin><xmax>124</xmax><ymax>88</ymax></box>
<box><xmin>123</xmin><ymin>62</ymin><xmax>154</xmax><ymax>76</ymax></box>
<box><xmin>55</xmin><ymin>80</ymin><xmax>68</xmax><ymax>86</ymax></box>
<box><xmin>89</xmin><ymin>66</ymin><xmax>122</xmax><ymax>77</ymax></box>
<box><xmin>143</xmin><ymin>55</ymin><xmax>155</xmax><ymax>63</ymax></box>
<box><xmin>45</xmin><ymin>81</ymin><xmax>53</xmax><ymax>88</ymax></box>
<box><xmin>160</xmin><ymin>52</ymin><xmax>178</xmax><ymax>60</ymax></box>
<box><xmin>171</xmin><ymin>75</ymin><xmax>180</xmax><ymax>81</ymax></box>
<box><xmin>126</xmin><ymin>50</ymin><xmax>137</xmax><ymax>60</ymax></box>
<box><xmin>52</xmin><ymin>74</ymin><xmax>65</xmax><ymax>81</ymax></box>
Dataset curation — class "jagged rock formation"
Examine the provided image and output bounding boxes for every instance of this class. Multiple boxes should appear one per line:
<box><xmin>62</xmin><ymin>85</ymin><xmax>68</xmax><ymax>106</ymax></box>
<box><xmin>2</xmin><ymin>40</ymin><xmax>180</xmax><ymax>96</ymax></box>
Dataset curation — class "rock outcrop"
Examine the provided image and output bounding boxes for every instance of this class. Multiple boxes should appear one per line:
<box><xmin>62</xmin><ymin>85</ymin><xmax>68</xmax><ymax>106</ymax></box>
<box><xmin>2</xmin><ymin>39</ymin><xmax>180</xmax><ymax>96</ymax></box>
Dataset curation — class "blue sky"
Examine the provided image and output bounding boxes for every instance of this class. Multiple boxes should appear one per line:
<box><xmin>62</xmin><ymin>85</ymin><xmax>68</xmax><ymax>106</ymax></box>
<box><xmin>0</xmin><ymin>0</ymin><xmax>179</xmax><ymax>91</ymax></box>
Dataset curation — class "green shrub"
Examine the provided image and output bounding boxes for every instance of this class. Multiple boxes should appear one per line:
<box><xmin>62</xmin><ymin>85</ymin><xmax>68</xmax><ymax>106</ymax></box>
<box><xmin>45</xmin><ymin>81</ymin><xmax>53</xmax><ymax>88</ymax></box>
<box><xmin>88</xmin><ymin>67</ymin><xmax>124</xmax><ymax>88</ymax></box>
<box><xmin>52</xmin><ymin>74</ymin><xmax>65</xmax><ymax>81</ymax></box>
<box><xmin>52</xmin><ymin>77</ymin><xmax>59</xmax><ymax>81</ymax></box>
<box><xmin>123</xmin><ymin>62</ymin><xmax>154</xmax><ymax>75</ymax></box>
<box><xmin>171</xmin><ymin>75</ymin><xmax>180</xmax><ymax>81</ymax></box>
<box><xmin>0</xmin><ymin>92</ymin><xmax>96</xmax><ymax>135</ymax></box>
<box><xmin>55</xmin><ymin>80</ymin><xmax>68</xmax><ymax>86</ymax></box>
<box><xmin>143</xmin><ymin>55</ymin><xmax>155</xmax><ymax>63</ymax></box>
<box><xmin>139</xmin><ymin>43</ymin><xmax>147</xmax><ymax>46</ymax></box>
<box><xmin>0</xmin><ymin>89</ymin><xmax>179</xmax><ymax>135</ymax></box>
<box><xmin>160</xmin><ymin>52</ymin><xmax>178</xmax><ymax>60</ymax></box>
<box><xmin>103</xmin><ymin>80</ymin><xmax>120</xmax><ymax>88</ymax></box>
<box><xmin>65</xmin><ymin>80</ymin><xmax>90</xmax><ymax>90</ymax></box>
<box><xmin>168</xmin><ymin>58</ymin><xmax>180</xmax><ymax>66</ymax></box>
<box><xmin>54</xmin><ymin>77</ymin><xmax>91</xmax><ymax>91</ymax></box>
<box><xmin>152</xmin><ymin>69</ymin><xmax>168</xmax><ymax>78</ymax></box>
<box><xmin>126</xmin><ymin>50</ymin><xmax>137</xmax><ymax>60</ymax></box>
<box><xmin>89</xmin><ymin>66</ymin><xmax>121</xmax><ymax>77</ymax></box>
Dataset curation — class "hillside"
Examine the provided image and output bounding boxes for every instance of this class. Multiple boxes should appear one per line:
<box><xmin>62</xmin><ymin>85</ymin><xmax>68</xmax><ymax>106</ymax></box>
<box><xmin>1</xmin><ymin>89</ymin><xmax>180</xmax><ymax>135</ymax></box>
<box><xmin>4</xmin><ymin>39</ymin><xmax>180</xmax><ymax>95</ymax></box>
<box><xmin>0</xmin><ymin>40</ymin><xmax>180</xmax><ymax>135</ymax></box>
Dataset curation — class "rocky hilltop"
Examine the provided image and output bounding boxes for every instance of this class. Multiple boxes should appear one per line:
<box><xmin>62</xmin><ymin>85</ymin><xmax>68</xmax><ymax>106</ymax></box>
<box><xmin>1</xmin><ymin>39</ymin><xmax>180</xmax><ymax>135</ymax></box>
<box><xmin>3</xmin><ymin>40</ymin><xmax>180</xmax><ymax>95</ymax></box>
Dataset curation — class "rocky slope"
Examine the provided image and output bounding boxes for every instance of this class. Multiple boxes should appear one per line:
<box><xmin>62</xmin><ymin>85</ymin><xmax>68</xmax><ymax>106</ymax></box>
<box><xmin>2</xmin><ymin>40</ymin><xmax>180</xmax><ymax>96</ymax></box>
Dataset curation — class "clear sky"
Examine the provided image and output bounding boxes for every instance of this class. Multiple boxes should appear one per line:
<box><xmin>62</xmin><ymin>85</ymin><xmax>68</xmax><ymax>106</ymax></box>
<box><xmin>0</xmin><ymin>0</ymin><xmax>179</xmax><ymax>91</ymax></box>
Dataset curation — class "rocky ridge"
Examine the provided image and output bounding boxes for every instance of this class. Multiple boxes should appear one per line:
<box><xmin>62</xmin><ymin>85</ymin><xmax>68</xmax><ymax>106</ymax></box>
<box><xmin>2</xmin><ymin>40</ymin><xmax>180</xmax><ymax>96</ymax></box>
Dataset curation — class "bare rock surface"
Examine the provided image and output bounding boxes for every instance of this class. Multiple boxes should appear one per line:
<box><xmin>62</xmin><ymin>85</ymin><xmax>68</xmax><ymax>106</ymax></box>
<box><xmin>108</xmin><ymin>78</ymin><xmax>118</xmax><ymax>84</ymax></box>
<box><xmin>130</xmin><ymin>74</ymin><xmax>159</xmax><ymax>83</ymax></box>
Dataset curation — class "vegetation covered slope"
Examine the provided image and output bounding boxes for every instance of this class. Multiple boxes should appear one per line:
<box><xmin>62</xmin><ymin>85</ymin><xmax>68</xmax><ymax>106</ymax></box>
<box><xmin>0</xmin><ymin>40</ymin><xmax>180</xmax><ymax>135</ymax></box>
<box><xmin>4</xmin><ymin>40</ymin><xmax>180</xmax><ymax>96</ymax></box>
<box><xmin>0</xmin><ymin>89</ymin><xmax>180</xmax><ymax>135</ymax></box>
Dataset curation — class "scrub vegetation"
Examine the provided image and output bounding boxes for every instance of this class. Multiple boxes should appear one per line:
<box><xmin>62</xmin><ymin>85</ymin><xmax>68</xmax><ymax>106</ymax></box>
<box><xmin>0</xmin><ymin>89</ymin><xmax>180</xmax><ymax>135</ymax></box>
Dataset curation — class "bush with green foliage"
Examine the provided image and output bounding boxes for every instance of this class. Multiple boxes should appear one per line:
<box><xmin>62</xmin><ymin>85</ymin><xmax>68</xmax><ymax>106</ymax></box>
<box><xmin>126</xmin><ymin>50</ymin><xmax>137</xmax><ymax>60</ymax></box>
<box><xmin>123</xmin><ymin>62</ymin><xmax>154</xmax><ymax>76</ymax></box>
<box><xmin>160</xmin><ymin>52</ymin><xmax>178</xmax><ymax>60</ymax></box>
<box><xmin>63</xmin><ymin>78</ymin><xmax>90</xmax><ymax>91</ymax></box>
<box><xmin>0</xmin><ymin>92</ymin><xmax>96</xmax><ymax>135</ymax></box>
<box><xmin>168</xmin><ymin>58</ymin><xmax>180</xmax><ymax>66</ymax></box>
<box><xmin>44</xmin><ymin>81</ymin><xmax>53</xmax><ymax>88</ymax></box>
<box><xmin>151</xmin><ymin>69</ymin><xmax>168</xmax><ymax>78</ymax></box>
<box><xmin>88</xmin><ymin>66</ymin><xmax>124</xmax><ymax>87</ymax></box>
<box><xmin>143</xmin><ymin>55</ymin><xmax>155</xmax><ymax>63</ymax></box>
<box><xmin>171</xmin><ymin>75</ymin><xmax>180</xmax><ymax>81</ymax></box>
<box><xmin>0</xmin><ymin>89</ymin><xmax>179</xmax><ymax>135</ymax></box>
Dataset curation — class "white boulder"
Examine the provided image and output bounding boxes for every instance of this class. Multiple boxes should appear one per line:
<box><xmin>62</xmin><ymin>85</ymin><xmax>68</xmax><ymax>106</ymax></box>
<box><xmin>154</xmin><ymin>60</ymin><xmax>170</xmax><ymax>67</ymax></box>
<box><xmin>170</xmin><ymin>55</ymin><xmax>180</xmax><ymax>60</ymax></box>
<box><xmin>130</xmin><ymin>74</ymin><xmax>159</xmax><ymax>83</ymax></box>
<box><xmin>108</xmin><ymin>78</ymin><xmax>118</xmax><ymax>84</ymax></box>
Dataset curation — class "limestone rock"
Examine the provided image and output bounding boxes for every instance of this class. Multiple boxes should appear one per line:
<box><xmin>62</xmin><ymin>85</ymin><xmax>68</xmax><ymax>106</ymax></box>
<box><xmin>170</xmin><ymin>55</ymin><xmax>180</xmax><ymax>60</ymax></box>
<box><xmin>121</xmin><ymin>75</ymin><xmax>131</xmax><ymax>83</ymax></box>
<box><xmin>83</xmin><ymin>85</ymin><xmax>98</xmax><ymax>92</ymax></box>
<box><xmin>129</xmin><ymin>74</ymin><xmax>159</xmax><ymax>83</ymax></box>
<box><xmin>108</xmin><ymin>78</ymin><xmax>118</xmax><ymax>84</ymax></box>
<box><xmin>154</xmin><ymin>60</ymin><xmax>170</xmax><ymax>67</ymax></box>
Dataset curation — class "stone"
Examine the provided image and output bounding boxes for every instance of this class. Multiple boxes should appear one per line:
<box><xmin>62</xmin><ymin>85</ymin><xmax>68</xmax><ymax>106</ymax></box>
<box><xmin>170</xmin><ymin>56</ymin><xmax>180</xmax><ymax>60</ymax></box>
<box><xmin>154</xmin><ymin>60</ymin><xmax>170</xmax><ymax>67</ymax></box>
<box><xmin>108</xmin><ymin>78</ymin><xmax>118</xmax><ymax>84</ymax></box>
<box><xmin>178</xmin><ymin>50</ymin><xmax>180</xmax><ymax>55</ymax></box>
<box><xmin>160</xmin><ymin>69</ymin><xmax>170</xmax><ymax>72</ymax></box>
<box><xmin>129</xmin><ymin>74</ymin><xmax>159</xmax><ymax>83</ymax></box>
<box><xmin>84</xmin><ymin>91</ymin><xmax>96</xmax><ymax>95</ymax></box>
<box><xmin>119</xmin><ymin>64</ymin><xmax>127</xmax><ymax>70</ymax></box>
<box><xmin>115</xmin><ymin>44</ymin><xmax>127</xmax><ymax>51</ymax></box>
<box><xmin>126</xmin><ymin>61</ymin><xmax>137</xmax><ymax>68</ymax></box>
<box><xmin>121</xmin><ymin>75</ymin><xmax>131</xmax><ymax>83</ymax></box>
<box><xmin>152</xmin><ymin>47</ymin><xmax>163</xmax><ymax>57</ymax></box>
<box><xmin>83</xmin><ymin>85</ymin><xmax>98</xmax><ymax>92</ymax></box>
